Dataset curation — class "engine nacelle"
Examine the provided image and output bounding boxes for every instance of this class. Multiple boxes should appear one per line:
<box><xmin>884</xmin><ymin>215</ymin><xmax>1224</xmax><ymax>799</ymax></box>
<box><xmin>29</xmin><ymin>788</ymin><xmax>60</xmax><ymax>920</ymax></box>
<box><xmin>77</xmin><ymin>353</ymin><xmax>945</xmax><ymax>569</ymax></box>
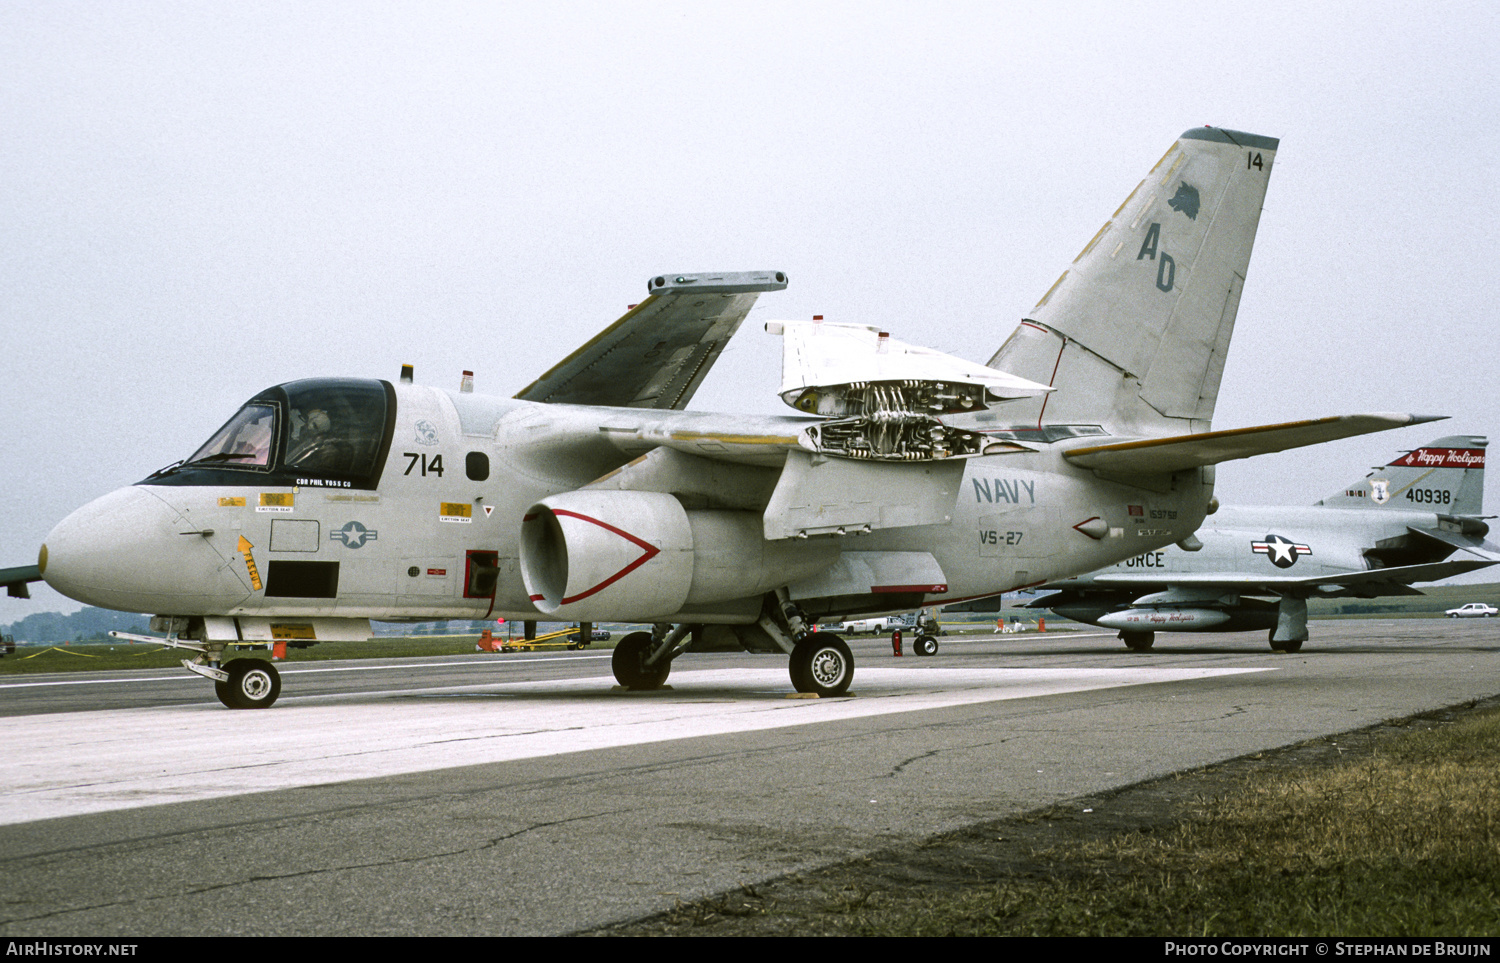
<box><xmin>520</xmin><ymin>490</ymin><xmax>837</xmax><ymax>621</ymax></box>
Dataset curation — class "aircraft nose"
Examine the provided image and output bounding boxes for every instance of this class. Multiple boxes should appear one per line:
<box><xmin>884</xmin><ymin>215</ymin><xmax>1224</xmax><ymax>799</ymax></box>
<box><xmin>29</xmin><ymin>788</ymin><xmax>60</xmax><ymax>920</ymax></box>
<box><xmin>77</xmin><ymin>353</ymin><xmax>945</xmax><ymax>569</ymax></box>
<box><xmin>42</xmin><ymin>486</ymin><xmax>251</xmax><ymax>613</ymax></box>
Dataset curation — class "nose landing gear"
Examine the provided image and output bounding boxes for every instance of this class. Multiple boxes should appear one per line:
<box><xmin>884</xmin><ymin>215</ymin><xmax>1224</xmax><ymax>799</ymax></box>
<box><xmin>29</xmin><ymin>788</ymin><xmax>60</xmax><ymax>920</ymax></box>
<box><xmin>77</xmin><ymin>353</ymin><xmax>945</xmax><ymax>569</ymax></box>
<box><xmin>109</xmin><ymin>630</ymin><xmax>283</xmax><ymax>708</ymax></box>
<box><xmin>217</xmin><ymin>658</ymin><xmax>282</xmax><ymax>708</ymax></box>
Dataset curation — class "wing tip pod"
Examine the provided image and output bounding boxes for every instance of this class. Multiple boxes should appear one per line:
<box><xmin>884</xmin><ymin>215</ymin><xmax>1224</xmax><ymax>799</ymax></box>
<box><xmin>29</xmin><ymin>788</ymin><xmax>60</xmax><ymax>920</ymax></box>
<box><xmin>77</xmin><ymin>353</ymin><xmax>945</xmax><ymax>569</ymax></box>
<box><xmin>646</xmin><ymin>271</ymin><xmax>788</xmax><ymax>296</ymax></box>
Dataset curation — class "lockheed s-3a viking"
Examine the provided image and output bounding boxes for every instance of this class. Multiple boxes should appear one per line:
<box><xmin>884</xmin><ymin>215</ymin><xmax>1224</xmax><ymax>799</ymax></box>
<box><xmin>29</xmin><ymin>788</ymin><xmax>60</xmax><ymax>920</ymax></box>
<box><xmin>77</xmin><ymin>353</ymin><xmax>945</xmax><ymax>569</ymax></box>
<box><xmin>13</xmin><ymin>127</ymin><xmax>1437</xmax><ymax>707</ymax></box>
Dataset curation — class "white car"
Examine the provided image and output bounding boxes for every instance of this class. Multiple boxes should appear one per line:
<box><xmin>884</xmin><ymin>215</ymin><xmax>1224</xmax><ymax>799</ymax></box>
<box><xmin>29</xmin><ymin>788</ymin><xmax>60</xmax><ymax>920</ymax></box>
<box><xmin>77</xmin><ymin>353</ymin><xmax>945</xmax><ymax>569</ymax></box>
<box><xmin>835</xmin><ymin>616</ymin><xmax>904</xmax><ymax>634</ymax></box>
<box><xmin>1445</xmin><ymin>603</ymin><xmax>1498</xmax><ymax>618</ymax></box>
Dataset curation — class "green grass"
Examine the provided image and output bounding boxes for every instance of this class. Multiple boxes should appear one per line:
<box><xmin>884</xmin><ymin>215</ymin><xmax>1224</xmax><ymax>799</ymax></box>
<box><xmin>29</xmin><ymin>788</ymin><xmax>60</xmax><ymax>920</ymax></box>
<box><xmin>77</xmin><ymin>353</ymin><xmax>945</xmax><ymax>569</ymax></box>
<box><xmin>838</xmin><ymin>707</ymin><xmax>1500</xmax><ymax>936</ymax></box>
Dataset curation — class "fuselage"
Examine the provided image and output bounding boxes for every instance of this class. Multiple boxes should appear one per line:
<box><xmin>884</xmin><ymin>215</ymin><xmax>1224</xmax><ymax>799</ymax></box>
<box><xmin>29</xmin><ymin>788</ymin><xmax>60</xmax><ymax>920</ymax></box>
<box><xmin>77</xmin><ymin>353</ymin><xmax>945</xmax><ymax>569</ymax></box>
<box><xmin>40</xmin><ymin>377</ymin><xmax>1215</xmax><ymax>628</ymax></box>
<box><xmin>1064</xmin><ymin>504</ymin><xmax>1449</xmax><ymax>586</ymax></box>
<box><xmin>1040</xmin><ymin>502</ymin><xmax>1480</xmax><ymax>635</ymax></box>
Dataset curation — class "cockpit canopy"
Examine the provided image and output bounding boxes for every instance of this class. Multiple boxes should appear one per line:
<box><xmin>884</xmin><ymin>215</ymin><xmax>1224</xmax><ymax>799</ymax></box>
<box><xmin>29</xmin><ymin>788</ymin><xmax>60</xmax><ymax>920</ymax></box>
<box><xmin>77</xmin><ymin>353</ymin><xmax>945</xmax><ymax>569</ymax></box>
<box><xmin>146</xmin><ymin>379</ymin><xmax>396</xmax><ymax>489</ymax></box>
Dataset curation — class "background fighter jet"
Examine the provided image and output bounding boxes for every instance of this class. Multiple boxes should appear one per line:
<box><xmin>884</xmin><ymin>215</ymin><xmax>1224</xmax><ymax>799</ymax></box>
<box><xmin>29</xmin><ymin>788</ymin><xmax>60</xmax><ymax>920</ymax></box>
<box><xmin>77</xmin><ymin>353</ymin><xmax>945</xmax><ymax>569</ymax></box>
<box><xmin>1031</xmin><ymin>436</ymin><xmax>1497</xmax><ymax>651</ymax></box>
<box><xmin>13</xmin><ymin>127</ymin><xmax>1438</xmax><ymax>707</ymax></box>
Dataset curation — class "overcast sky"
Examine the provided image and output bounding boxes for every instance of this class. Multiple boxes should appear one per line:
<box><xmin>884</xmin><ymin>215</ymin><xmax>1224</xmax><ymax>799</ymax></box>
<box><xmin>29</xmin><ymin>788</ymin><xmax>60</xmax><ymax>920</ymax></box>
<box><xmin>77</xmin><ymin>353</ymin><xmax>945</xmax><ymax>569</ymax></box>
<box><xmin>4</xmin><ymin>1</ymin><xmax>1498</xmax><ymax>617</ymax></box>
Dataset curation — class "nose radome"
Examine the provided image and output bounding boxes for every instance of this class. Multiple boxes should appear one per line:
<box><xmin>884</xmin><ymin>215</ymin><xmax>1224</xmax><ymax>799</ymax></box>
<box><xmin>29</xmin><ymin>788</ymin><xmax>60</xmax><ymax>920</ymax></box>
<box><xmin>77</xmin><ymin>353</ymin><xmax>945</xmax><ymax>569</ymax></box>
<box><xmin>42</xmin><ymin>486</ymin><xmax>251</xmax><ymax>613</ymax></box>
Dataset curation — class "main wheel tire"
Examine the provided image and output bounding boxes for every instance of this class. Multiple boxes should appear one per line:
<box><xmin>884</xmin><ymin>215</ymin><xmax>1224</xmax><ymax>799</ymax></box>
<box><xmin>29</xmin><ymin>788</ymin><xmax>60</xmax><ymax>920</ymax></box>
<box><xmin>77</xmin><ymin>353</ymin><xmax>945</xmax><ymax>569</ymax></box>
<box><xmin>1121</xmin><ymin>631</ymin><xmax>1154</xmax><ymax>652</ymax></box>
<box><xmin>914</xmin><ymin>635</ymin><xmax>938</xmax><ymax>656</ymax></box>
<box><xmin>790</xmin><ymin>634</ymin><xmax>854</xmax><ymax>697</ymax></box>
<box><xmin>1276</xmin><ymin>638</ymin><xmax>1304</xmax><ymax>653</ymax></box>
<box><xmin>612</xmin><ymin>631</ymin><xmax>670</xmax><ymax>689</ymax></box>
<box><xmin>216</xmin><ymin>658</ymin><xmax>281</xmax><ymax>709</ymax></box>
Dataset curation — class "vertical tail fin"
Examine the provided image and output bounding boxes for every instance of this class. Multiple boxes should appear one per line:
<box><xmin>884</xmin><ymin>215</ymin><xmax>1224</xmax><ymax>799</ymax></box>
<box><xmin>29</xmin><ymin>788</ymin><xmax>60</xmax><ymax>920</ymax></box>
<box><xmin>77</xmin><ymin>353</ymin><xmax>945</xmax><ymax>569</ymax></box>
<box><xmin>988</xmin><ymin>127</ymin><xmax>1278</xmax><ymax>435</ymax></box>
<box><xmin>1317</xmin><ymin>436</ymin><xmax>1488</xmax><ymax>515</ymax></box>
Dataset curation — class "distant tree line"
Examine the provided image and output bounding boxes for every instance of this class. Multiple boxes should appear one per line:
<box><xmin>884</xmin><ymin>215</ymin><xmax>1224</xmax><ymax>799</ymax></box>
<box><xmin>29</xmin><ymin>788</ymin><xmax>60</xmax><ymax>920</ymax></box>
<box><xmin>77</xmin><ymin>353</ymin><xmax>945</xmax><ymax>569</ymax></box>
<box><xmin>1</xmin><ymin>607</ymin><xmax>149</xmax><ymax>644</ymax></box>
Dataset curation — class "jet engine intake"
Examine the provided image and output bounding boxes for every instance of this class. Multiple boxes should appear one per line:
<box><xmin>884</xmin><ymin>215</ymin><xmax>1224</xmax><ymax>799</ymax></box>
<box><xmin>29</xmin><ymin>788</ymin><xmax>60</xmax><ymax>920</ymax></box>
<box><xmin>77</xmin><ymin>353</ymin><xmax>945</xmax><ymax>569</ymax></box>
<box><xmin>520</xmin><ymin>491</ymin><xmax>837</xmax><ymax>621</ymax></box>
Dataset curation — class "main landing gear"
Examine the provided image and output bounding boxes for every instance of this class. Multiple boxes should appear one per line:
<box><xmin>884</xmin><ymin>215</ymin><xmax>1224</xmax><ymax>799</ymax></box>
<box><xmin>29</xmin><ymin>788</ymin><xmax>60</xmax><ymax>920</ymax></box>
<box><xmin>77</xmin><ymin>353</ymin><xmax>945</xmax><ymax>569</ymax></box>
<box><xmin>1121</xmin><ymin>630</ymin><xmax>1155</xmax><ymax>651</ymax></box>
<box><xmin>1268</xmin><ymin>631</ymin><xmax>1304</xmax><ymax>653</ymax></box>
<box><xmin>789</xmin><ymin>634</ymin><xmax>854</xmax><ymax>697</ymax></box>
<box><xmin>109</xmin><ymin>630</ymin><xmax>283</xmax><ymax>709</ymax></box>
<box><xmin>1269</xmin><ymin>597</ymin><xmax>1308</xmax><ymax>653</ymax></box>
<box><xmin>778</xmin><ymin>590</ymin><xmax>854</xmax><ymax>697</ymax></box>
<box><xmin>612</xmin><ymin>630</ymin><xmax>672</xmax><ymax>689</ymax></box>
<box><xmin>609</xmin><ymin>594</ymin><xmax>859</xmax><ymax>698</ymax></box>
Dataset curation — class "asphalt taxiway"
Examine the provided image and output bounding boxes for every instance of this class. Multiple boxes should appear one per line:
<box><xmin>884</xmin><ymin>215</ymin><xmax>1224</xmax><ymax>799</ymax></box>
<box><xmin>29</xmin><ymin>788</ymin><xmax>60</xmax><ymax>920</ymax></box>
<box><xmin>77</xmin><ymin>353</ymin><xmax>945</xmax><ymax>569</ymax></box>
<box><xmin>2</xmin><ymin>619</ymin><xmax>1497</xmax><ymax>936</ymax></box>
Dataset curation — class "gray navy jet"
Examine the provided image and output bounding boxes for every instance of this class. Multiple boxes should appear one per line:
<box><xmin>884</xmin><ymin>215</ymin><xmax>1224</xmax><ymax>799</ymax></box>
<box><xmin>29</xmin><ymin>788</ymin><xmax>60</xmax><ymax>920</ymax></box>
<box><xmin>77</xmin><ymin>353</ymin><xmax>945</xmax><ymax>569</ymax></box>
<box><xmin>1031</xmin><ymin>436</ymin><xmax>1497</xmax><ymax>650</ymax></box>
<box><xmin>4</xmin><ymin>126</ymin><xmax>1441</xmax><ymax>706</ymax></box>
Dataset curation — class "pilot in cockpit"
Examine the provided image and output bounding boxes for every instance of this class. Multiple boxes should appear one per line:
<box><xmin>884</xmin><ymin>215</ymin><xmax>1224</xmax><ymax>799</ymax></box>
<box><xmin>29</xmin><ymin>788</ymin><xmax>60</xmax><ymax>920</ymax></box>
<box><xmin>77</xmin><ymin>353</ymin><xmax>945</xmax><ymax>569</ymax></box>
<box><xmin>285</xmin><ymin>407</ymin><xmax>352</xmax><ymax>473</ymax></box>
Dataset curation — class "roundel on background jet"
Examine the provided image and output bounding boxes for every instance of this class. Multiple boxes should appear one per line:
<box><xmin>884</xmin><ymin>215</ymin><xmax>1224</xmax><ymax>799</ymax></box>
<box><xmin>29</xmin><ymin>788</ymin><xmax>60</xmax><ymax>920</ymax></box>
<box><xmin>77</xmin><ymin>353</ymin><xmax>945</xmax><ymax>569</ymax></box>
<box><xmin>1251</xmin><ymin>533</ymin><xmax>1312</xmax><ymax>569</ymax></box>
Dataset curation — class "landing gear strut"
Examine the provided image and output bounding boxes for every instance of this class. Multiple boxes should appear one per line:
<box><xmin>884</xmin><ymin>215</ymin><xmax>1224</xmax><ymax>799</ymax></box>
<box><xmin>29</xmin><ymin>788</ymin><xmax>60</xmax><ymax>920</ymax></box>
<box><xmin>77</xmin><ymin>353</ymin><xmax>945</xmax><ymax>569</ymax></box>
<box><xmin>1269</xmin><ymin>597</ymin><xmax>1308</xmax><ymax>653</ymax></box>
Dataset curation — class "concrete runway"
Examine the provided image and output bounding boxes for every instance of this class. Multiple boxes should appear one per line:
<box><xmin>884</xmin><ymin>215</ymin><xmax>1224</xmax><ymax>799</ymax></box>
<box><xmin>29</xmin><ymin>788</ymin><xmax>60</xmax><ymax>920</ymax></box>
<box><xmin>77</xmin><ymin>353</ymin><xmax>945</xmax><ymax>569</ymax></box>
<box><xmin>2</xmin><ymin>619</ymin><xmax>1497</xmax><ymax>936</ymax></box>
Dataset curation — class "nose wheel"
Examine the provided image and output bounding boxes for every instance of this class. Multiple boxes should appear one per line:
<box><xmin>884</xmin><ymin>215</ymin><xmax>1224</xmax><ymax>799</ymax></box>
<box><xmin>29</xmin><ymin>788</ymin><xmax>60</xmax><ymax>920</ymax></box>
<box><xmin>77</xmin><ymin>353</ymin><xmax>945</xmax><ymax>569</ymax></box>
<box><xmin>215</xmin><ymin>658</ymin><xmax>282</xmax><ymax>709</ymax></box>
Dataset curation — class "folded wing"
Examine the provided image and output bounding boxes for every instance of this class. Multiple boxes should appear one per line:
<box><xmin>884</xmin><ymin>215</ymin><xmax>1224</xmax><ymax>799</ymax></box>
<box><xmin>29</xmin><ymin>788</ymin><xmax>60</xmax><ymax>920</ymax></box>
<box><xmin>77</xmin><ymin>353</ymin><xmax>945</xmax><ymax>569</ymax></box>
<box><xmin>516</xmin><ymin>270</ymin><xmax>788</xmax><ymax>410</ymax></box>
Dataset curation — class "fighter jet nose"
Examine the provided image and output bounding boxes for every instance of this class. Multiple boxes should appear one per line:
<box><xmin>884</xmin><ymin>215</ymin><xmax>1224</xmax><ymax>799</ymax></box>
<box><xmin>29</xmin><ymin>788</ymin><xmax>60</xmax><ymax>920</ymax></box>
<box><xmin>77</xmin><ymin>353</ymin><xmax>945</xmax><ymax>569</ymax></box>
<box><xmin>42</xmin><ymin>486</ymin><xmax>250</xmax><ymax>613</ymax></box>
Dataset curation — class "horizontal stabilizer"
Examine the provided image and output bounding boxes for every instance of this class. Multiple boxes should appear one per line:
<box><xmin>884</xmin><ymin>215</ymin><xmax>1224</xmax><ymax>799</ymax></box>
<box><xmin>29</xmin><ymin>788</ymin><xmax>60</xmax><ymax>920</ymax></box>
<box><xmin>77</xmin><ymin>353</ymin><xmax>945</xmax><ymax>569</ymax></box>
<box><xmin>1404</xmin><ymin>525</ymin><xmax>1500</xmax><ymax>561</ymax></box>
<box><xmin>1063</xmin><ymin>414</ymin><xmax>1447</xmax><ymax>475</ymax></box>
